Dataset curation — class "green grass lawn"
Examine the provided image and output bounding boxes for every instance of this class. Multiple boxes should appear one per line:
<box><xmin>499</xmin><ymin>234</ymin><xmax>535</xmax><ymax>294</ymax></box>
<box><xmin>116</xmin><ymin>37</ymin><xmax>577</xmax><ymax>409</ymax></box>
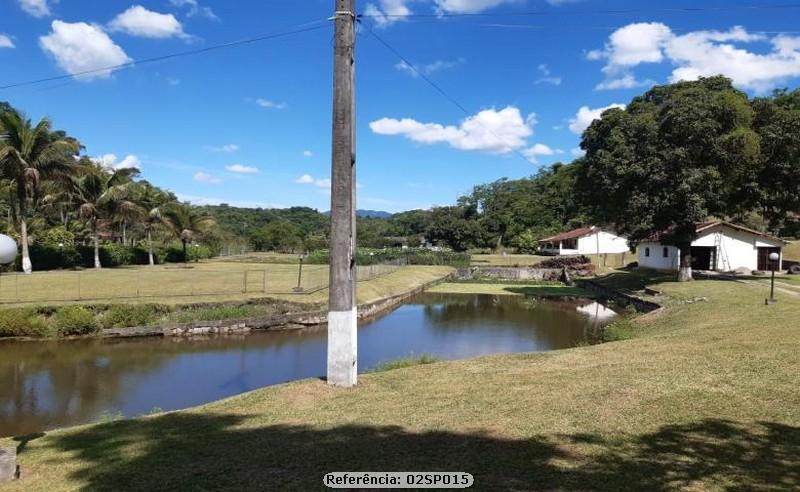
<box><xmin>2</xmin><ymin>272</ymin><xmax>798</xmax><ymax>491</ymax></box>
<box><xmin>0</xmin><ymin>261</ymin><xmax>439</xmax><ymax>307</ymax></box>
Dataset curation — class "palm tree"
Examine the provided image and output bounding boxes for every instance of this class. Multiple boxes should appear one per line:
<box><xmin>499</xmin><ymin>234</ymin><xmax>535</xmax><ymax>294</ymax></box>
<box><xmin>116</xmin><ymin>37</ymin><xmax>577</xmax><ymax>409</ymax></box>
<box><xmin>165</xmin><ymin>203</ymin><xmax>216</xmax><ymax>262</ymax></box>
<box><xmin>72</xmin><ymin>164</ymin><xmax>142</xmax><ymax>268</ymax></box>
<box><xmin>134</xmin><ymin>183</ymin><xmax>174</xmax><ymax>265</ymax></box>
<box><xmin>0</xmin><ymin>109</ymin><xmax>79</xmax><ymax>273</ymax></box>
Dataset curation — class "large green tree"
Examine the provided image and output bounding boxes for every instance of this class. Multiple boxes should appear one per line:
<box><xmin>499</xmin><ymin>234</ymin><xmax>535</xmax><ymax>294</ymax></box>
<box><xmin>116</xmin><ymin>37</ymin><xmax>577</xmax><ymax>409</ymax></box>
<box><xmin>0</xmin><ymin>109</ymin><xmax>79</xmax><ymax>273</ymax></box>
<box><xmin>72</xmin><ymin>164</ymin><xmax>141</xmax><ymax>268</ymax></box>
<box><xmin>578</xmin><ymin>76</ymin><xmax>761</xmax><ymax>281</ymax></box>
<box><xmin>752</xmin><ymin>89</ymin><xmax>800</xmax><ymax>237</ymax></box>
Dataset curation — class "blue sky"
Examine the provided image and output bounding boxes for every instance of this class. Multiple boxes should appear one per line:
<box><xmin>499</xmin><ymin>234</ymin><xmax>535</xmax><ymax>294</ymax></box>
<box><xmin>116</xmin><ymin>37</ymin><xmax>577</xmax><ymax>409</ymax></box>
<box><xmin>1</xmin><ymin>0</ymin><xmax>799</xmax><ymax>213</ymax></box>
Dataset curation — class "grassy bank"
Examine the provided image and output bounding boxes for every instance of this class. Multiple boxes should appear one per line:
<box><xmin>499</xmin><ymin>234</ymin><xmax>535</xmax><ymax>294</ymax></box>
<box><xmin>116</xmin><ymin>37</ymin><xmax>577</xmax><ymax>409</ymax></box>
<box><xmin>2</xmin><ymin>272</ymin><xmax>798</xmax><ymax>490</ymax></box>
<box><xmin>428</xmin><ymin>281</ymin><xmax>590</xmax><ymax>297</ymax></box>
<box><xmin>0</xmin><ymin>266</ymin><xmax>453</xmax><ymax>338</ymax></box>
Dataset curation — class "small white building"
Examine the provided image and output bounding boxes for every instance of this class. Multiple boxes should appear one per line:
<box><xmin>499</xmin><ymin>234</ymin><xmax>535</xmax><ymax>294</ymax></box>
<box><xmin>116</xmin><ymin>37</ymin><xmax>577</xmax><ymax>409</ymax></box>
<box><xmin>539</xmin><ymin>227</ymin><xmax>630</xmax><ymax>256</ymax></box>
<box><xmin>638</xmin><ymin>221</ymin><xmax>784</xmax><ymax>272</ymax></box>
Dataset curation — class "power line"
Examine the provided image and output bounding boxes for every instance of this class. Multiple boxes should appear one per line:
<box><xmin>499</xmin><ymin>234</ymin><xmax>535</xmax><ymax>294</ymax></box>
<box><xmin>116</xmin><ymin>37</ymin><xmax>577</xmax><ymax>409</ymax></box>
<box><xmin>0</xmin><ymin>21</ymin><xmax>331</xmax><ymax>91</ymax></box>
<box><xmin>360</xmin><ymin>3</ymin><xmax>800</xmax><ymax>19</ymax></box>
<box><xmin>365</xmin><ymin>25</ymin><xmax>536</xmax><ymax>166</ymax></box>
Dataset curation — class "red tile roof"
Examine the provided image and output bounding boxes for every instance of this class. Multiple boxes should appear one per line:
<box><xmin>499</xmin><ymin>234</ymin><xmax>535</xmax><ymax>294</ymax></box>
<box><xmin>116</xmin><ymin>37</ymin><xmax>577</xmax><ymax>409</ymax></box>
<box><xmin>646</xmin><ymin>221</ymin><xmax>784</xmax><ymax>243</ymax></box>
<box><xmin>539</xmin><ymin>227</ymin><xmax>595</xmax><ymax>243</ymax></box>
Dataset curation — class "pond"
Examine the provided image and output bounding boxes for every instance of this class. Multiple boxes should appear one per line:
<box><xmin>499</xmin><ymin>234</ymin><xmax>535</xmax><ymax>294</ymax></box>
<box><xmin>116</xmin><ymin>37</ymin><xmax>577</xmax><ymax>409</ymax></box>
<box><xmin>0</xmin><ymin>293</ymin><xmax>617</xmax><ymax>437</ymax></box>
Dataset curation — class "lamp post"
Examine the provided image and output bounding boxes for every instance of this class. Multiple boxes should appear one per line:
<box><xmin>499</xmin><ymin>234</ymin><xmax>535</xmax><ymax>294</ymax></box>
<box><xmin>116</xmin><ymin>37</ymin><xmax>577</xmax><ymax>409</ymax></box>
<box><xmin>766</xmin><ymin>251</ymin><xmax>780</xmax><ymax>305</ymax></box>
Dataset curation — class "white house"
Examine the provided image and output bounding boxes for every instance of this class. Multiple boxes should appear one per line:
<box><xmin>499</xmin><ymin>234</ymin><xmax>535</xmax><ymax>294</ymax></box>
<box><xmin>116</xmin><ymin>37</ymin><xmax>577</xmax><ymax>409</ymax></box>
<box><xmin>539</xmin><ymin>227</ymin><xmax>630</xmax><ymax>256</ymax></box>
<box><xmin>638</xmin><ymin>221</ymin><xmax>784</xmax><ymax>272</ymax></box>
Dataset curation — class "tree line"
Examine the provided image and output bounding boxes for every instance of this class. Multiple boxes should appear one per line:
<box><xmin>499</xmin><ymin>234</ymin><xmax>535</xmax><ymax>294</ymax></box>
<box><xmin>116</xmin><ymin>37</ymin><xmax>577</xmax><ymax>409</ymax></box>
<box><xmin>4</xmin><ymin>76</ymin><xmax>798</xmax><ymax>278</ymax></box>
<box><xmin>0</xmin><ymin>102</ymin><xmax>223</xmax><ymax>273</ymax></box>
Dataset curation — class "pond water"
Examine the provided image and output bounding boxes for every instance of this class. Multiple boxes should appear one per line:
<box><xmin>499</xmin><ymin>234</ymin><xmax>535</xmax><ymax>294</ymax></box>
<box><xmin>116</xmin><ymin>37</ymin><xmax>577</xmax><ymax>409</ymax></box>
<box><xmin>0</xmin><ymin>293</ymin><xmax>617</xmax><ymax>437</ymax></box>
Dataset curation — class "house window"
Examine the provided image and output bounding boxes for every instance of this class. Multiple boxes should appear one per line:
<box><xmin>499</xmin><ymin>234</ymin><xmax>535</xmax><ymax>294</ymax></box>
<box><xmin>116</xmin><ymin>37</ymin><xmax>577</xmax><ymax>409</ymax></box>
<box><xmin>563</xmin><ymin>238</ymin><xmax>577</xmax><ymax>249</ymax></box>
<box><xmin>645</xmin><ymin>247</ymin><xmax>650</xmax><ymax>257</ymax></box>
<box><xmin>663</xmin><ymin>247</ymin><xmax>669</xmax><ymax>258</ymax></box>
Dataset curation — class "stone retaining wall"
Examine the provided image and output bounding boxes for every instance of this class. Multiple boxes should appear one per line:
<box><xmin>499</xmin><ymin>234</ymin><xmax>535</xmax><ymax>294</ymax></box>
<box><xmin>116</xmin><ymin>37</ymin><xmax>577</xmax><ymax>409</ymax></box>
<box><xmin>101</xmin><ymin>273</ymin><xmax>454</xmax><ymax>339</ymax></box>
<box><xmin>456</xmin><ymin>266</ymin><xmax>563</xmax><ymax>281</ymax></box>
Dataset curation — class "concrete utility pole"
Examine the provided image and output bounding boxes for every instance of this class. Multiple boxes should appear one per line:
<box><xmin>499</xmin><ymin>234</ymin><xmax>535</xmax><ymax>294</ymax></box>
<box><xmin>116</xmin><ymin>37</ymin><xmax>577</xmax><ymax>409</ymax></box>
<box><xmin>327</xmin><ymin>0</ymin><xmax>357</xmax><ymax>387</ymax></box>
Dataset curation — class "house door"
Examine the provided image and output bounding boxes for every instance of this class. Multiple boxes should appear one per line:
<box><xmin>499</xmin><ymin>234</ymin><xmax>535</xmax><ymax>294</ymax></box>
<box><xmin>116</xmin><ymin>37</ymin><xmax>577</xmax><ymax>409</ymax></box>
<box><xmin>691</xmin><ymin>247</ymin><xmax>716</xmax><ymax>271</ymax></box>
<box><xmin>757</xmin><ymin>247</ymin><xmax>781</xmax><ymax>271</ymax></box>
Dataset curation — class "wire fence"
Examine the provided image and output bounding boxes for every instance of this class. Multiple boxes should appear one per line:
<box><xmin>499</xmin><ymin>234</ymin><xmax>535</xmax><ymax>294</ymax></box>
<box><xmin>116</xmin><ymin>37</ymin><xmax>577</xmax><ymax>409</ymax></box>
<box><xmin>0</xmin><ymin>260</ymin><xmax>406</xmax><ymax>304</ymax></box>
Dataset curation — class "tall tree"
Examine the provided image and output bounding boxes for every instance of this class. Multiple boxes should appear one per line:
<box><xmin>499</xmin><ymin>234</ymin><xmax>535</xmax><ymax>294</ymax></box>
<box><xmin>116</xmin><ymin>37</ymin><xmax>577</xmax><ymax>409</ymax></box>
<box><xmin>72</xmin><ymin>164</ymin><xmax>141</xmax><ymax>268</ymax></box>
<box><xmin>578</xmin><ymin>76</ymin><xmax>761</xmax><ymax>281</ymax></box>
<box><xmin>165</xmin><ymin>203</ymin><xmax>216</xmax><ymax>262</ymax></box>
<box><xmin>134</xmin><ymin>182</ymin><xmax>174</xmax><ymax>265</ymax></box>
<box><xmin>0</xmin><ymin>109</ymin><xmax>79</xmax><ymax>273</ymax></box>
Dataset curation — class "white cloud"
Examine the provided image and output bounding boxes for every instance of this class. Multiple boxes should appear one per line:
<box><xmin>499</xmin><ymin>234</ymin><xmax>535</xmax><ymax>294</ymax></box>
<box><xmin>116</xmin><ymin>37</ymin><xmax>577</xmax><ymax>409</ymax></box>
<box><xmin>225</xmin><ymin>164</ymin><xmax>259</xmax><ymax>174</ymax></box>
<box><xmin>296</xmin><ymin>174</ymin><xmax>331</xmax><ymax>189</ymax></box>
<box><xmin>92</xmin><ymin>154</ymin><xmax>141</xmax><ymax>171</ymax></box>
<box><xmin>571</xmin><ymin>147</ymin><xmax>586</xmax><ymax>158</ymax></box>
<box><xmin>302</xmin><ymin>150</ymin><xmax>314</xmax><ymax>157</ymax></box>
<box><xmin>205</xmin><ymin>144</ymin><xmax>239</xmax><ymax>153</ymax></box>
<box><xmin>255</xmin><ymin>98</ymin><xmax>288</xmax><ymax>110</ymax></box>
<box><xmin>39</xmin><ymin>21</ymin><xmax>132</xmax><ymax>80</ymax></box>
<box><xmin>17</xmin><ymin>0</ymin><xmax>50</xmax><ymax>18</ymax></box>
<box><xmin>0</xmin><ymin>35</ymin><xmax>14</xmax><ymax>49</ymax></box>
<box><xmin>568</xmin><ymin>104</ymin><xmax>625</xmax><ymax>134</ymax></box>
<box><xmin>589</xmin><ymin>23</ymin><xmax>800</xmax><ymax>93</ymax></box>
<box><xmin>364</xmin><ymin>0</ymin><xmax>412</xmax><ymax>27</ymax></box>
<box><xmin>534</xmin><ymin>63</ymin><xmax>561</xmax><ymax>85</ymax></box>
<box><xmin>595</xmin><ymin>74</ymin><xmax>654</xmax><ymax>91</ymax></box>
<box><xmin>109</xmin><ymin>6</ymin><xmax>187</xmax><ymax>39</ymax></box>
<box><xmin>169</xmin><ymin>0</ymin><xmax>219</xmax><ymax>21</ymax></box>
<box><xmin>370</xmin><ymin>106</ymin><xmax>534</xmax><ymax>154</ymax></box>
<box><xmin>167</xmin><ymin>77</ymin><xmax>181</xmax><ymax>86</ymax></box>
<box><xmin>434</xmin><ymin>0</ymin><xmax>523</xmax><ymax>14</ymax></box>
<box><xmin>395</xmin><ymin>58</ymin><xmax>465</xmax><ymax>77</ymax></box>
<box><xmin>193</xmin><ymin>171</ymin><xmax>222</xmax><ymax>184</ymax></box>
<box><xmin>523</xmin><ymin>143</ymin><xmax>562</xmax><ymax>163</ymax></box>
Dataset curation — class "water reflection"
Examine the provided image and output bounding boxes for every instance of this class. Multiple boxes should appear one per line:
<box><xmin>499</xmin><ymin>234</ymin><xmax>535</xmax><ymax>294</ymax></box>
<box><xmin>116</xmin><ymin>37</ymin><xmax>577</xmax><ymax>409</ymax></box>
<box><xmin>0</xmin><ymin>293</ymin><xmax>616</xmax><ymax>437</ymax></box>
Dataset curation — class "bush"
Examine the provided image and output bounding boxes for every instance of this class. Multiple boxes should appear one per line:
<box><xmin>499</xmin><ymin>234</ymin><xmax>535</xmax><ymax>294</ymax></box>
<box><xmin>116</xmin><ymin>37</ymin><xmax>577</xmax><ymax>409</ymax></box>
<box><xmin>167</xmin><ymin>305</ymin><xmax>266</xmax><ymax>323</ymax></box>
<box><xmin>0</xmin><ymin>308</ymin><xmax>53</xmax><ymax>338</ymax></box>
<box><xmin>53</xmin><ymin>306</ymin><xmax>100</xmax><ymax>336</ymax></box>
<box><xmin>164</xmin><ymin>242</ymin><xmax>214</xmax><ymax>263</ymax></box>
<box><xmin>535</xmin><ymin>255</ymin><xmax>593</xmax><ymax>269</ymax></box>
<box><xmin>15</xmin><ymin>243</ymin><xmax>82</xmax><ymax>271</ymax></box>
<box><xmin>101</xmin><ymin>304</ymin><xmax>168</xmax><ymax>328</ymax></box>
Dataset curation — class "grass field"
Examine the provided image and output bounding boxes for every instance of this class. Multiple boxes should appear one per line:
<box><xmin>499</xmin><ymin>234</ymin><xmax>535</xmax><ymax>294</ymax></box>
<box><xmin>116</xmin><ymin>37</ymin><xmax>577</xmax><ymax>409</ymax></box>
<box><xmin>0</xmin><ymin>260</ymin><xmax>420</xmax><ymax>306</ymax></box>
<box><xmin>2</xmin><ymin>271</ymin><xmax>798</xmax><ymax>490</ymax></box>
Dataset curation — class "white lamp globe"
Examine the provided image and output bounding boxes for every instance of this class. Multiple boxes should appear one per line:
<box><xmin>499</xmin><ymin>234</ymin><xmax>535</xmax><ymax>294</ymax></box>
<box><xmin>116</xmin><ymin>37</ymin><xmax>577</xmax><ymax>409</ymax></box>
<box><xmin>0</xmin><ymin>234</ymin><xmax>18</xmax><ymax>265</ymax></box>
<box><xmin>769</xmin><ymin>252</ymin><xmax>780</xmax><ymax>262</ymax></box>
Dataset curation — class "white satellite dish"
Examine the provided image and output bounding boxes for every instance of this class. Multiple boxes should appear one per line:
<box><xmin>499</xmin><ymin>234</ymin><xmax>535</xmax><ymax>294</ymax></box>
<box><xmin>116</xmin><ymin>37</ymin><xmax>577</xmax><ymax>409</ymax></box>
<box><xmin>0</xmin><ymin>234</ymin><xmax>19</xmax><ymax>265</ymax></box>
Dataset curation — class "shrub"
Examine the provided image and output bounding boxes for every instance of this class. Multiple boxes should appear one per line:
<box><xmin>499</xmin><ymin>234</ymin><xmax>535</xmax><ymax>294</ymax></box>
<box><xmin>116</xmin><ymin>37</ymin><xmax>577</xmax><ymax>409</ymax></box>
<box><xmin>101</xmin><ymin>304</ymin><xmax>168</xmax><ymax>328</ymax></box>
<box><xmin>0</xmin><ymin>308</ymin><xmax>53</xmax><ymax>338</ymax></box>
<box><xmin>167</xmin><ymin>305</ymin><xmax>266</xmax><ymax>323</ymax></box>
<box><xmin>15</xmin><ymin>243</ymin><xmax>82</xmax><ymax>271</ymax></box>
<box><xmin>53</xmin><ymin>306</ymin><xmax>100</xmax><ymax>336</ymax></box>
<box><xmin>603</xmin><ymin>318</ymin><xmax>635</xmax><ymax>342</ymax></box>
<box><xmin>535</xmin><ymin>255</ymin><xmax>593</xmax><ymax>269</ymax></box>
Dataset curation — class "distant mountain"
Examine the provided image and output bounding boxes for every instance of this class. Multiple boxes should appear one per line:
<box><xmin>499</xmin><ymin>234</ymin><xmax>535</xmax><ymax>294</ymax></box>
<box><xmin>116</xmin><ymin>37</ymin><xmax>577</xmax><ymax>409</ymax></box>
<box><xmin>323</xmin><ymin>209</ymin><xmax>393</xmax><ymax>219</ymax></box>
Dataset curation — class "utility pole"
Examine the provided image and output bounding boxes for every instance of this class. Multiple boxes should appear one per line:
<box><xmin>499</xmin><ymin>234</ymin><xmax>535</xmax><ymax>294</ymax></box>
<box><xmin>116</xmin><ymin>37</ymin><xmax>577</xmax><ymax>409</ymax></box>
<box><xmin>327</xmin><ymin>0</ymin><xmax>357</xmax><ymax>387</ymax></box>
